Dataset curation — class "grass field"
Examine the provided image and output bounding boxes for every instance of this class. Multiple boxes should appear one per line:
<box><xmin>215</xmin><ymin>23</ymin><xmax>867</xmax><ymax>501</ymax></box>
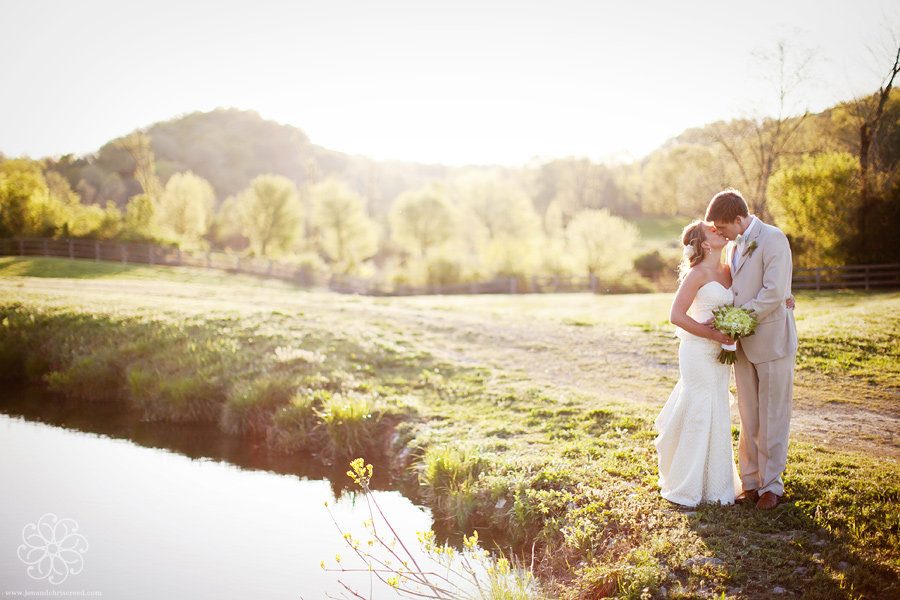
<box><xmin>632</xmin><ymin>216</ymin><xmax>688</xmax><ymax>245</ymax></box>
<box><xmin>1</xmin><ymin>257</ymin><xmax>898</xmax><ymax>599</ymax></box>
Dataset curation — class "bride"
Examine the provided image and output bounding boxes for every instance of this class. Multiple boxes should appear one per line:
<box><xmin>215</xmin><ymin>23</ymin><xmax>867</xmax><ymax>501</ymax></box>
<box><xmin>654</xmin><ymin>220</ymin><xmax>742</xmax><ymax>506</ymax></box>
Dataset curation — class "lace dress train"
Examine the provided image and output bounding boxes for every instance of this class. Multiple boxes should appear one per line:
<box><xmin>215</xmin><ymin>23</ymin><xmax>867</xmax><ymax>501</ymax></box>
<box><xmin>655</xmin><ymin>282</ymin><xmax>742</xmax><ymax>506</ymax></box>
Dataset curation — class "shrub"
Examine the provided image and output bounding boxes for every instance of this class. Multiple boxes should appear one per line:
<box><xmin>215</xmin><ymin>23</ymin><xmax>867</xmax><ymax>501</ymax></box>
<box><xmin>317</xmin><ymin>392</ymin><xmax>380</xmax><ymax>458</ymax></box>
<box><xmin>219</xmin><ymin>373</ymin><xmax>297</xmax><ymax>434</ymax></box>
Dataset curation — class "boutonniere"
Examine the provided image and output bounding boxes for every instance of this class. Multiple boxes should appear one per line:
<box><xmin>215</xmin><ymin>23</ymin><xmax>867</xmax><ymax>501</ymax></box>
<box><xmin>742</xmin><ymin>241</ymin><xmax>758</xmax><ymax>258</ymax></box>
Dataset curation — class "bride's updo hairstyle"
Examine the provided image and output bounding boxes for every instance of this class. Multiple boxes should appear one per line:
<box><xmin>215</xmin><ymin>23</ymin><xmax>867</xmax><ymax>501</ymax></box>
<box><xmin>677</xmin><ymin>220</ymin><xmax>707</xmax><ymax>282</ymax></box>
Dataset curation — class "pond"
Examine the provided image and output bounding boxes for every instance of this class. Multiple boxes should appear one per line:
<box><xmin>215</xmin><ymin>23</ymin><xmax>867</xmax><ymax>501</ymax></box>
<box><xmin>0</xmin><ymin>385</ymin><xmax>437</xmax><ymax>599</ymax></box>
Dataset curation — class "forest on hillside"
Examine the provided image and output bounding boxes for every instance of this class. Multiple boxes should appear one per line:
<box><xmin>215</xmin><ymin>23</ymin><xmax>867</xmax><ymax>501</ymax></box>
<box><xmin>2</xmin><ymin>45</ymin><xmax>899</xmax><ymax>287</ymax></box>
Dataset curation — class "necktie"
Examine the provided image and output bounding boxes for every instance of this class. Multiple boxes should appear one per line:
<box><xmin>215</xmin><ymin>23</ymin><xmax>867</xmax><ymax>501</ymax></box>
<box><xmin>733</xmin><ymin>235</ymin><xmax>743</xmax><ymax>269</ymax></box>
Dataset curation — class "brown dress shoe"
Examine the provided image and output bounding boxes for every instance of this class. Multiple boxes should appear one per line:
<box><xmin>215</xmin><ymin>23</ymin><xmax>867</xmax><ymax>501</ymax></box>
<box><xmin>756</xmin><ymin>491</ymin><xmax>781</xmax><ymax>509</ymax></box>
<box><xmin>735</xmin><ymin>489</ymin><xmax>759</xmax><ymax>505</ymax></box>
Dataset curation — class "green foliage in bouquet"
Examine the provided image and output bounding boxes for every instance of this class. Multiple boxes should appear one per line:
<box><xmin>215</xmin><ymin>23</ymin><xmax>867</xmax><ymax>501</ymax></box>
<box><xmin>711</xmin><ymin>304</ymin><xmax>759</xmax><ymax>364</ymax></box>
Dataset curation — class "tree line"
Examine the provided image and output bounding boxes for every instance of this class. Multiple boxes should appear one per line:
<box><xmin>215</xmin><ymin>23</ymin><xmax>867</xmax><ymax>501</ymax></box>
<box><xmin>2</xmin><ymin>43</ymin><xmax>898</xmax><ymax>285</ymax></box>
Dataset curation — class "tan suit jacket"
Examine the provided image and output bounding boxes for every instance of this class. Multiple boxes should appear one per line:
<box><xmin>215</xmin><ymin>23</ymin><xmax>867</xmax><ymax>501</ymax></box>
<box><xmin>727</xmin><ymin>220</ymin><xmax>798</xmax><ymax>362</ymax></box>
<box><xmin>728</xmin><ymin>218</ymin><xmax>798</xmax><ymax>497</ymax></box>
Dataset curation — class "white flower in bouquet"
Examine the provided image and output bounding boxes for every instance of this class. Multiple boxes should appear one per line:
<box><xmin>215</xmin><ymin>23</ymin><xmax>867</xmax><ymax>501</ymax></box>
<box><xmin>711</xmin><ymin>304</ymin><xmax>759</xmax><ymax>364</ymax></box>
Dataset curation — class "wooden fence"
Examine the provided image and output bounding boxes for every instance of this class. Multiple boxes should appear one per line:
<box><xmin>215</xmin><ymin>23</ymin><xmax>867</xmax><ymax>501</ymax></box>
<box><xmin>3</xmin><ymin>238</ymin><xmax>898</xmax><ymax>295</ymax></box>
<box><xmin>530</xmin><ymin>275</ymin><xmax>599</xmax><ymax>293</ymax></box>
<box><xmin>791</xmin><ymin>264</ymin><xmax>900</xmax><ymax>291</ymax></box>
<box><xmin>0</xmin><ymin>238</ymin><xmax>529</xmax><ymax>296</ymax></box>
<box><xmin>0</xmin><ymin>237</ymin><xmax>332</xmax><ymax>289</ymax></box>
<box><xmin>330</xmin><ymin>274</ymin><xmax>521</xmax><ymax>296</ymax></box>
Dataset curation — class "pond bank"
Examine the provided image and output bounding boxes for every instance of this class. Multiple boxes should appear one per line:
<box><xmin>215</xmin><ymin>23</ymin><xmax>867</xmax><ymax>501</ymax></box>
<box><xmin>3</xmin><ymin>274</ymin><xmax>899</xmax><ymax>599</ymax></box>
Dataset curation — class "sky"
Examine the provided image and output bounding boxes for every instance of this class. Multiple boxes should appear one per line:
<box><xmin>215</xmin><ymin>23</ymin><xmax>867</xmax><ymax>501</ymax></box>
<box><xmin>1</xmin><ymin>0</ymin><xmax>897</xmax><ymax>166</ymax></box>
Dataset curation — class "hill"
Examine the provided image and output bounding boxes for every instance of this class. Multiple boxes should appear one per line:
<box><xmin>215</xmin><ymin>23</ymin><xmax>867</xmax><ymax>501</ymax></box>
<box><xmin>51</xmin><ymin>108</ymin><xmax>500</xmax><ymax>216</ymax></box>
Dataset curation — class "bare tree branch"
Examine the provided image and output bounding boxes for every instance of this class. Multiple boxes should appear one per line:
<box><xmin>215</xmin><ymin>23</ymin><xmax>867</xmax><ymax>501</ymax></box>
<box><xmin>713</xmin><ymin>39</ymin><xmax>815</xmax><ymax>221</ymax></box>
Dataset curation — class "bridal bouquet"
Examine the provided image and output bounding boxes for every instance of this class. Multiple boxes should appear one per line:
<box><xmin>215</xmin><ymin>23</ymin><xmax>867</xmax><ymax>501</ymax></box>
<box><xmin>711</xmin><ymin>305</ymin><xmax>759</xmax><ymax>364</ymax></box>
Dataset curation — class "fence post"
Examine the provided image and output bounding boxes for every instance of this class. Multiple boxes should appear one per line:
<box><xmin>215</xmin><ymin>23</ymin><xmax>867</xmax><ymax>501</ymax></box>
<box><xmin>176</xmin><ymin>248</ymin><xmax>182</xmax><ymax>266</ymax></box>
<box><xmin>590</xmin><ymin>274</ymin><xmax>597</xmax><ymax>293</ymax></box>
<box><xmin>148</xmin><ymin>245</ymin><xmax>154</xmax><ymax>266</ymax></box>
<box><xmin>235</xmin><ymin>256</ymin><xmax>241</xmax><ymax>274</ymax></box>
<box><xmin>865</xmin><ymin>266</ymin><xmax>870</xmax><ymax>291</ymax></box>
<box><xmin>509</xmin><ymin>277</ymin><xmax>517</xmax><ymax>294</ymax></box>
<box><xmin>121</xmin><ymin>244</ymin><xmax>127</xmax><ymax>264</ymax></box>
<box><xmin>95</xmin><ymin>241</ymin><xmax>100</xmax><ymax>262</ymax></box>
<box><xmin>68</xmin><ymin>240</ymin><xmax>74</xmax><ymax>260</ymax></box>
<box><xmin>43</xmin><ymin>239</ymin><xmax>49</xmax><ymax>256</ymax></box>
<box><xmin>815</xmin><ymin>268</ymin><xmax>821</xmax><ymax>292</ymax></box>
<box><xmin>19</xmin><ymin>239</ymin><xmax>24</xmax><ymax>256</ymax></box>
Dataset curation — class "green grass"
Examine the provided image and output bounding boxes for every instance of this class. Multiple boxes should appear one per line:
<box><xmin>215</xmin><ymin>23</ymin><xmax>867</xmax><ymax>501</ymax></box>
<box><xmin>793</xmin><ymin>290</ymin><xmax>900</xmax><ymax>390</ymax></box>
<box><xmin>630</xmin><ymin>216</ymin><xmax>687</xmax><ymax>274</ymax></box>
<box><xmin>402</xmin><ymin>293</ymin><xmax>673</xmax><ymax>328</ymax></box>
<box><xmin>0</xmin><ymin>255</ymin><xmax>298</xmax><ymax>288</ymax></box>
<box><xmin>0</xmin><ymin>256</ymin><xmax>193</xmax><ymax>279</ymax></box>
<box><xmin>2</xmin><ymin>257</ymin><xmax>899</xmax><ymax>599</ymax></box>
<box><xmin>630</xmin><ymin>216</ymin><xmax>688</xmax><ymax>245</ymax></box>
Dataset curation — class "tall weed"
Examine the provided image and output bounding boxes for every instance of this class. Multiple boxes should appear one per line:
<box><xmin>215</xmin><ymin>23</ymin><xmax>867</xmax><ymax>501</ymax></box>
<box><xmin>317</xmin><ymin>393</ymin><xmax>381</xmax><ymax>458</ymax></box>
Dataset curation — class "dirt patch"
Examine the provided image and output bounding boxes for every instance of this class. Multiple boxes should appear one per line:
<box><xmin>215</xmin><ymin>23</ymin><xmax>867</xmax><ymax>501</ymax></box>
<box><xmin>388</xmin><ymin>304</ymin><xmax>900</xmax><ymax>461</ymax></box>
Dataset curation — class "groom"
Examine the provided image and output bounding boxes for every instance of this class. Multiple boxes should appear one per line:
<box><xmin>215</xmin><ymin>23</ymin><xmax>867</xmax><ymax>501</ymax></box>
<box><xmin>705</xmin><ymin>189</ymin><xmax>798</xmax><ymax>510</ymax></box>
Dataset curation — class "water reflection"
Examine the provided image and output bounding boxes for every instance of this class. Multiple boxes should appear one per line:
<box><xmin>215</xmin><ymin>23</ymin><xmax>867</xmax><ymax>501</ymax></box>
<box><xmin>0</xmin><ymin>383</ymin><xmax>401</xmax><ymax>496</ymax></box>
<box><xmin>0</xmin><ymin>384</ymin><xmax>434</xmax><ymax>599</ymax></box>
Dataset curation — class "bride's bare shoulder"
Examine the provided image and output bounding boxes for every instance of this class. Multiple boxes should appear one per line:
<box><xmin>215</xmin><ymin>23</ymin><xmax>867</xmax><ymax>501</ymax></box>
<box><xmin>679</xmin><ymin>267</ymin><xmax>708</xmax><ymax>293</ymax></box>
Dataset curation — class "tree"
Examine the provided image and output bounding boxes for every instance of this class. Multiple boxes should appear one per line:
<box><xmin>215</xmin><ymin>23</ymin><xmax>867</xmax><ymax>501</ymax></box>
<box><xmin>711</xmin><ymin>39</ymin><xmax>815</xmax><ymax>221</ymax></box>
<box><xmin>768</xmin><ymin>152</ymin><xmax>859</xmax><ymax>267</ymax></box>
<box><xmin>58</xmin><ymin>202</ymin><xmax>113</xmax><ymax>239</ymax></box>
<box><xmin>42</xmin><ymin>168</ymin><xmax>123</xmax><ymax>240</ymax></box>
<box><xmin>454</xmin><ymin>174</ymin><xmax>540</xmax><ymax>242</ymax></box>
<box><xmin>0</xmin><ymin>159</ymin><xmax>68</xmax><ymax>238</ymax></box>
<box><xmin>116</xmin><ymin>132</ymin><xmax>162</xmax><ymax>202</ymax></box>
<box><xmin>0</xmin><ymin>162</ymin><xmax>123</xmax><ymax>241</ymax></box>
<box><xmin>539</xmin><ymin>159</ymin><xmax>627</xmax><ymax>229</ymax></box>
<box><xmin>1</xmin><ymin>159</ymin><xmax>47</xmax><ymax>237</ymax></box>
<box><xmin>120</xmin><ymin>194</ymin><xmax>159</xmax><ymax>242</ymax></box>
<box><xmin>157</xmin><ymin>171</ymin><xmax>216</xmax><ymax>246</ymax></box>
<box><xmin>93</xmin><ymin>202</ymin><xmax>124</xmax><ymax>240</ymax></box>
<box><xmin>310</xmin><ymin>179</ymin><xmax>379</xmax><ymax>272</ymax></box>
<box><xmin>844</xmin><ymin>43</ymin><xmax>900</xmax><ymax>261</ymax></box>
<box><xmin>220</xmin><ymin>174</ymin><xmax>303</xmax><ymax>256</ymax></box>
<box><xmin>390</xmin><ymin>183</ymin><xmax>456</xmax><ymax>257</ymax></box>
<box><xmin>449</xmin><ymin>174</ymin><xmax>544</xmax><ymax>278</ymax></box>
<box><xmin>565</xmin><ymin>209</ymin><xmax>640</xmax><ymax>278</ymax></box>
<box><xmin>858</xmin><ymin>45</ymin><xmax>900</xmax><ymax>197</ymax></box>
<box><xmin>640</xmin><ymin>144</ymin><xmax>730</xmax><ymax>216</ymax></box>
<box><xmin>44</xmin><ymin>171</ymin><xmax>81</xmax><ymax>207</ymax></box>
<box><xmin>99</xmin><ymin>173</ymin><xmax>128</xmax><ymax>207</ymax></box>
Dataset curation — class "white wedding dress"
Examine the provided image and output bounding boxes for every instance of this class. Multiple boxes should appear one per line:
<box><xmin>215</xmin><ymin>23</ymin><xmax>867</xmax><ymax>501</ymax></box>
<box><xmin>655</xmin><ymin>281</ymin><xmax>742</xmax><ymax>506</ymax></box>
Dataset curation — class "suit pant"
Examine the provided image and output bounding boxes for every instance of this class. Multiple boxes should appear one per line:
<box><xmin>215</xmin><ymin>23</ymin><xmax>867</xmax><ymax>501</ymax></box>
<box><xmin>734</xmin><ymin>344</ymin><xmax>795</xmax><ymax>496</ymax></box>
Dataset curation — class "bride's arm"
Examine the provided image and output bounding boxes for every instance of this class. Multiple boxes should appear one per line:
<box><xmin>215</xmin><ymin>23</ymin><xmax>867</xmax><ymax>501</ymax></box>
<box><xmin>670</xmin><ymin>273</ymin><xmax>734</xmax><ymax>344</ymax></box>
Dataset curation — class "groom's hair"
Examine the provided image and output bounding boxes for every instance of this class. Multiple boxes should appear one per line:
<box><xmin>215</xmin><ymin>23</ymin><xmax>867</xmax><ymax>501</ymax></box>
<box><xmin>705</xmin><ymin>188</ymin><xmax>750</xmax><ymax>223</ymax></box>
